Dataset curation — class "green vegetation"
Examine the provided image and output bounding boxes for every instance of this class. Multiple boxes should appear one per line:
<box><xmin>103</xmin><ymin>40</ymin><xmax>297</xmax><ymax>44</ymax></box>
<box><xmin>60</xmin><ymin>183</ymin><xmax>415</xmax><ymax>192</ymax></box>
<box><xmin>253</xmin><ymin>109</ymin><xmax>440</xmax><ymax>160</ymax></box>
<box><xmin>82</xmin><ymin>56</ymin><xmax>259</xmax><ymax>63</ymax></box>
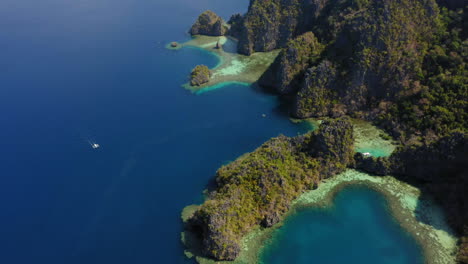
<box><xmin>237</xmin><ymin>0</ymin><xmax>466</xmax><ymax>142</ymax></box>
<box><xmin>190</xmin><ymin>10</ymin><xmax>227</xmax><ymax>36</ymax></box>
<box><xmin>185</xmin><ymin>118</ymin><xmax>354</xmax><ymax>260</ymax></box>
<box><xmin>376</xmin><ymin>7</ymin><xmax>467</xmax><ymax>142</ymax></box>
<box><xmin>182</xmin><ymin>1</ymin><xmax>467</xmax><ymax>262</ymax></box>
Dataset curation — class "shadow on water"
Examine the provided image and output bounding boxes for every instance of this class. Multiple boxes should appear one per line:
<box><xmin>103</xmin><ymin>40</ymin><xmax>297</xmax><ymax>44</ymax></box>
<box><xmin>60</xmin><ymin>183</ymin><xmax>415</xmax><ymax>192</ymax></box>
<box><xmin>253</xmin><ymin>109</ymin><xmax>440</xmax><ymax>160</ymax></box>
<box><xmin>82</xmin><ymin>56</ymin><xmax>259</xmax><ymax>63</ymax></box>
<box><xmin>360</xmin><ymin>147</ymin><xmax>467</xmax><ymax>239</ymax></box>
<box><xmin>401</xmin><ymin>171</ymin><xmax>466</xmax><ymax>237</ymax></box>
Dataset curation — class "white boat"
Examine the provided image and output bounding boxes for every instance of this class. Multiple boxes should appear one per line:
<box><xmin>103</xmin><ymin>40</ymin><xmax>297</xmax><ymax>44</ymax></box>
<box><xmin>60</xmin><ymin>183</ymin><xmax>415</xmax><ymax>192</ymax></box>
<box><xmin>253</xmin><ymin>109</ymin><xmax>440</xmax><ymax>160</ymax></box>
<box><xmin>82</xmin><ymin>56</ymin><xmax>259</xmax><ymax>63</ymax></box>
<box><xmin>363</xmin><ymin>152</ymin><xmax>371</xmax><ymax>157</ymax></box>
<box><xmin>87</xmin><ymin>139</ymin><xmax>100</xmax><ymax>149</ymax></box>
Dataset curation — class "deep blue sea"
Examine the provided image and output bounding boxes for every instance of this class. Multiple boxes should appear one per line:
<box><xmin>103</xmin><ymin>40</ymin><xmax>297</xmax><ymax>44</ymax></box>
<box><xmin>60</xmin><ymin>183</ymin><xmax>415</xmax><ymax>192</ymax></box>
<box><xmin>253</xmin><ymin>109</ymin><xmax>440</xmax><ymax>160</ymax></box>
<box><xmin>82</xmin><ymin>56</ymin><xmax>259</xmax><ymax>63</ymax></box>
<box><xmin>0</xmin><ymin>0</ymin><xmax>423</xmax><ymax>263</ymax></box>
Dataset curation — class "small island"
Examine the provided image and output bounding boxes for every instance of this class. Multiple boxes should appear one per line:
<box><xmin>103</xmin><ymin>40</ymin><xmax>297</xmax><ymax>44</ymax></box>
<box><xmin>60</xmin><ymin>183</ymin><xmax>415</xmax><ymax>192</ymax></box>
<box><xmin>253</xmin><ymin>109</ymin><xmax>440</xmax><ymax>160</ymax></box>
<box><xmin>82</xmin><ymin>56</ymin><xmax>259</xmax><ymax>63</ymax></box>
<box><xmin>190</xmin><ymin>65</ymin><xmax>212</xmax><ymax>86</ymax></box>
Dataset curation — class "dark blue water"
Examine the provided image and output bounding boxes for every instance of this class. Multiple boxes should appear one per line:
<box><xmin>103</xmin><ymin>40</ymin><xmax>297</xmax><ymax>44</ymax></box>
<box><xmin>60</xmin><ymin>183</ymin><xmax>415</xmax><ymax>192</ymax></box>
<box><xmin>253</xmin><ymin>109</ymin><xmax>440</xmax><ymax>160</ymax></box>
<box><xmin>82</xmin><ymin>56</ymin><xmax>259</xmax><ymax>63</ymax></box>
<box><xmin>261</xmin><ymin>186</ymin><xmax>423</xmax><ymax>264</ymax></box>
<box><xmin>0</xmin><ymin>1</ymin><xmax>424</xmax><ymax>264</ymax></box>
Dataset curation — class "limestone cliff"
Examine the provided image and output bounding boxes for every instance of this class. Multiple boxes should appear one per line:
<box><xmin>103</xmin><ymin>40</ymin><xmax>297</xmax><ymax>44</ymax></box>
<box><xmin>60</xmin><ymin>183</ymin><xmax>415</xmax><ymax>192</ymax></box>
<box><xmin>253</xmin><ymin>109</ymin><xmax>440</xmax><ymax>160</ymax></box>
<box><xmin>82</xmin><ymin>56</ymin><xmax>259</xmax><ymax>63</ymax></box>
<box><xmin>190</xmin><ymin>65</ymin><xmax>211</xmax><ymax>86</ymax></box>
<box><xmin>190</xmin><ymin>10</ymin><xmax>227</xmax><ymax>36</ymax></box>
<box><xmin>259</xmin><ymin>32</ymin><xmax>323</xmax><ymax>94</ymax></box>
<box><xmin>236</xmin><ymin>0</ymin><xmax>466</xmax><ymax>144</ymax></box>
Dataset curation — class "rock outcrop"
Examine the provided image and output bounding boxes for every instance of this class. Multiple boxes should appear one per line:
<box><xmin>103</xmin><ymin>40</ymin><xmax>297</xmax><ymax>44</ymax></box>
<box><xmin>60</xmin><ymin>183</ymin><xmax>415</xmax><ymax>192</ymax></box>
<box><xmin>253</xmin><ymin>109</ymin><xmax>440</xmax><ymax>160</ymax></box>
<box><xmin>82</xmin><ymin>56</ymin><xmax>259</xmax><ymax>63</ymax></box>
<box><xmin>236</xmin><ymin>0</ymin><xmax>329</xmax><ymax>55</ymax></box>
<box><xmin>238</xmin><ymin>0</ymin><xmax>468</xmax><ymax>149</ymax></box>
<box><xmin>190</xmin><ymin>10</ymin><xmax>227</xmax><ymax>36</ymax></box>
<box><xmin>237</xmin><ymin>0</ymin><xmax>301</xmax><ymax>55</ymax></box>
<box><xmin>259</xmin><ymin>32</ymin><xmax>323</xmax><ymax>94</ymax></box>
<box><xmin>237</xmin><ymin>0</ymin><xmax>455</xmax><ymax>135</ymax></box>
<box><xmin>184</xmin><ymin>118</ymin><xmax>354</xmax><ymax>261</ymax></box>
<box><xmin>307</xmin><ymin>118</ymin><xmax>355</xmax><ymax>175</ymax></box>
<box><xmin>190</xmin><ymin>65</ymin><xmax>211</xmax><ymax>86</ymax></box>
<box><xmin>226</xmin><ymin>13</ymin><xmax>243</xmax><ymax>39</ymax></box>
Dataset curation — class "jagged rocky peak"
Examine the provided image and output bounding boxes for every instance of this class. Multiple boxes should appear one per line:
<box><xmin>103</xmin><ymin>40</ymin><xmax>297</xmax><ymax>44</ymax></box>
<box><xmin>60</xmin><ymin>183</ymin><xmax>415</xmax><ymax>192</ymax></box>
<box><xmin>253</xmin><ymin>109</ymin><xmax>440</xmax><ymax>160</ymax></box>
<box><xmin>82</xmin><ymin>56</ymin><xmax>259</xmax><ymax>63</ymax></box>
<box><xmin>237</xmin><ymin>0</ymin><xmax>301</xmax><ymax>55</ymax></box>
<box><xmin>293</xmin><ymin>60</ymin><xmax>342</xmax><ymax>118</ymax></box>
<box><xmin>236</xmin><ymin>0</ymin><xmax>329</xmax><ymax>55</ymax></box>
<box><xmin>259</xmin><ymin>31</ymin><xmax>323</xmax><ymax>94</ymax></box>
<box><xmin>307</xmin><ymin>117</ymin><xmax>355</xmax><ymax>169</ymax></box>
<box><xmin>226</xmin><ymin>13</ymin><xmax>243</xmax><ymax>39</ymax></box>
<box><xmin>247</xmin><ymin>0</ymin><xmax>441</xmax><ymax>123</ymax></box>
<box><xmin>190</xmin><ymin>10</ymin><xmax>227</xmax><ymax>36</ymax></box>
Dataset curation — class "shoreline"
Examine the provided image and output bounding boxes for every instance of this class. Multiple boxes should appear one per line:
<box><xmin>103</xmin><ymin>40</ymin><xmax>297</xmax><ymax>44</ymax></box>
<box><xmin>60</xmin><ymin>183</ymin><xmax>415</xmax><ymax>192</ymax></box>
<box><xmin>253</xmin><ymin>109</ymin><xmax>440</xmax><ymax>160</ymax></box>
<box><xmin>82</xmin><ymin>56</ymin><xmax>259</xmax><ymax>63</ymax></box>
<box><xmin>167</xmin><ymin>35</ymin><xmax>279</xmax><ymax>93</ymax></box>
<box><xmin>182</xmin><ymin>169</ymin><xmax>458</xmax><ymax>264</ymax></box>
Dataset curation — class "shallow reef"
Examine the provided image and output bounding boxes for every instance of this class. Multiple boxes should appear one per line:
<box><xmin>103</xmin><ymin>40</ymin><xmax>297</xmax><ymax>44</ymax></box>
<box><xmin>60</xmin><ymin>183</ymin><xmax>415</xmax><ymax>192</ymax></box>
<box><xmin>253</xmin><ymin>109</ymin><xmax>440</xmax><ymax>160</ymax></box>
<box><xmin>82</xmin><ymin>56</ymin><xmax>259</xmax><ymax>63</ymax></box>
<box><xmin>167</xmin><ymin>36</ymin><xmax>279</xmax><ymax>92</ymax></box>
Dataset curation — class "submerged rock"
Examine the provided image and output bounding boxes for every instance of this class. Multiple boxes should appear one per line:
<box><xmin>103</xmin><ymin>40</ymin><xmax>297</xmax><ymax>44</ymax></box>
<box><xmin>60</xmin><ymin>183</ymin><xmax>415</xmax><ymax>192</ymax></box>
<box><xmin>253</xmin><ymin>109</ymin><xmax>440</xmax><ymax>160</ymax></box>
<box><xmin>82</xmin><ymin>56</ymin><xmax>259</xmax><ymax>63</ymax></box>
<box><xmin>190</xmin><ymin>65</ymin><xmax>211</xmax><ymax>86</ymax></box>
<box><xmin>190</xmin><ymin>10</ymin><xmax>227</xmax><ymax>36</ymax></box>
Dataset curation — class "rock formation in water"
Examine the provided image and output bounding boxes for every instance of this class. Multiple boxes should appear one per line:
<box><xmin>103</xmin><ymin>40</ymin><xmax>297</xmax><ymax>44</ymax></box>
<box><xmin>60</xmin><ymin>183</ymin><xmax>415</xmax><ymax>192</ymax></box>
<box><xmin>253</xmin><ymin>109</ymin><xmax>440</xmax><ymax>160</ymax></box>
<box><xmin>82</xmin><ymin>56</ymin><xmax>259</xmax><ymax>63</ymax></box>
<box><xmin>190</xmin><ymin>10</ymin><xmax>227</xmax><ymax>36</ymax></box>
<box><xmin>184</xmin><ymin>118</ymin><xmax>354</xmax><ymax>261</ymax></box>
<box><xmin>190</xmin><ymin>65</ymin><xmax>211</xmax><ymax>86</ymax></box>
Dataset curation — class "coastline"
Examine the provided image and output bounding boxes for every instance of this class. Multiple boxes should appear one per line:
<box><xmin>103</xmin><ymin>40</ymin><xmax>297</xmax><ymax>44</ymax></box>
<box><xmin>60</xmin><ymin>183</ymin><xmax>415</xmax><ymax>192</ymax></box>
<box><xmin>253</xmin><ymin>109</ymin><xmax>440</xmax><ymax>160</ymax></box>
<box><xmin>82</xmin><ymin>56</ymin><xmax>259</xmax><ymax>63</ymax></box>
<box><xmin>291</xmin><ymin>118</ymin><xmax>397</xmax><ymax>157</ymax></box>
<box><xmin>167</xmin><ymin>35</ymin><xmax>280</xmax><ymax>93</ymax></box>
<box><xmin>182</xmin><ymin>169</ymin><xmax>458</xmax><ymax>264</ymax></box>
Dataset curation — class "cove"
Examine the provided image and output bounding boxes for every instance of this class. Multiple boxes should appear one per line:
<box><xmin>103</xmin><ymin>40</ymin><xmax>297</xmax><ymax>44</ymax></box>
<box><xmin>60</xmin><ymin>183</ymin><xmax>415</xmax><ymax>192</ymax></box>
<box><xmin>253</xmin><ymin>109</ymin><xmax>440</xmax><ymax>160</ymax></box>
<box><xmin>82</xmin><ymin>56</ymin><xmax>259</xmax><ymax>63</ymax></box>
<box><xmin>260</xmin><ymin>186</ymin><xmax>423</xmax><ymax>264</ymax></box>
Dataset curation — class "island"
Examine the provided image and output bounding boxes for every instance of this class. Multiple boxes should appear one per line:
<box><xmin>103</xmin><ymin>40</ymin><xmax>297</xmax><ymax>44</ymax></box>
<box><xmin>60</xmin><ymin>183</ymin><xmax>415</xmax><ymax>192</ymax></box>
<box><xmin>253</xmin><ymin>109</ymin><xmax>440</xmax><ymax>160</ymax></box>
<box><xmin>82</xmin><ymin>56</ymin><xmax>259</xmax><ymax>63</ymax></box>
<box><xmin>172</xmin><ymin>0</ymin><xmax>467</xmax><ymax>263</ymax></box>
<box><xmin>190</xmin><ymin>65</ymin><xmax>212</xmax><ymax>86</ymax></box>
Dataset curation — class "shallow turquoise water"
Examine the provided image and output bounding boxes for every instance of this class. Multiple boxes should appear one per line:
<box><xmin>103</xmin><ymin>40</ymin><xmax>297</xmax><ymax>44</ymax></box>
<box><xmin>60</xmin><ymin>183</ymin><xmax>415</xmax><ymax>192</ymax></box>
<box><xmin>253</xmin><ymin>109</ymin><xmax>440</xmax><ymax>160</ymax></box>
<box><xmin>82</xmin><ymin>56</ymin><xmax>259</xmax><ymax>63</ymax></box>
<box><xmin>261</xmin><ymin>186</ymin><xmax>423</xmax><ymax>264</ymax></box>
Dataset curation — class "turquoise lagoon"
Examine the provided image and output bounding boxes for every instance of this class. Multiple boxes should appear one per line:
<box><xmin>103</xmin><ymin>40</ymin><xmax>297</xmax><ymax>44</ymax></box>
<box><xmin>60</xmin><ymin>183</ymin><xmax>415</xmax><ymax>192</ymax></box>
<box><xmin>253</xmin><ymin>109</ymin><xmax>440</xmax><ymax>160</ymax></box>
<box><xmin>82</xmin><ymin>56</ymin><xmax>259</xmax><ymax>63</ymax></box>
<box><xmin>260</xmin><ymin>186</ymin><xmax>423</xmax><ymax>264</ymax></box>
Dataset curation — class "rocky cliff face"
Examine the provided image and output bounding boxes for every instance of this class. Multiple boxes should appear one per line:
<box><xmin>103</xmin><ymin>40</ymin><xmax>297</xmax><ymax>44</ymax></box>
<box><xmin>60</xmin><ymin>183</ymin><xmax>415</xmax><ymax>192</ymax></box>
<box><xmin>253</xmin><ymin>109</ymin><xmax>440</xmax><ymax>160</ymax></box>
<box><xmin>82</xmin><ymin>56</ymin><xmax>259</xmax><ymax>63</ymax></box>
<box><xmin>184</xmin><ymin>118</ymin><xmax>354</xmax><ymax>261</ymax></box>
<box><xmin>226</xmin><ymin>13</ymin><xmax>243</xmax><ymax>39</ymax></box>
<box><xmin>190</xmin><ymin>10</ymin><xmax>227</xmax><ymax>36</ymax></box>
<box><xmin>236</xmin><ymin>0</ymin><xmax>446</xmax><ymax>127</ymax></box>
<box><xmin>307</xmin><ymin>117</ymin><xmax>355</xmax><ymax>176</ymax></box>
<box><xmin>437</xmin><ymin>0</ymin><xmax>465</xmax><ymax>9</ymax></box>
<box><xmin>237</xmin><ymin>0</ymin><xmax>300</xmax><ymax>55</ymax></box>
<box><xmin>259</xmin><ymin>32</ymin><xmax>323</xmax><ymax>94</ymax></box>
<box><xmin>235</xmin><ymin>0</ymin><xmax>330</xmax><ymax>55</ymax></box>
<box><xmin>293</xmin><ymin>60</ymin><xmax>341</xmax><ymax>118</ymax></box>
